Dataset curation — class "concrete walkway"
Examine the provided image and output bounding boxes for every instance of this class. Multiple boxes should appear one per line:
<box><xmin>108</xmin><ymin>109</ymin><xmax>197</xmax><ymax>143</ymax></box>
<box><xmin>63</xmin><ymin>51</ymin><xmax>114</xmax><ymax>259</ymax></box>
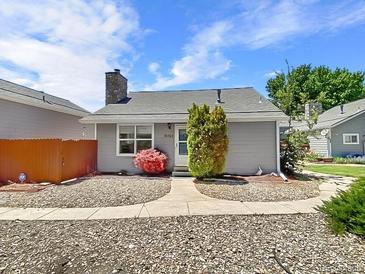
<box><xmin>0</xmin><ymin>173</ymin><xmax>355</xmax><ymax>221</ymax></box>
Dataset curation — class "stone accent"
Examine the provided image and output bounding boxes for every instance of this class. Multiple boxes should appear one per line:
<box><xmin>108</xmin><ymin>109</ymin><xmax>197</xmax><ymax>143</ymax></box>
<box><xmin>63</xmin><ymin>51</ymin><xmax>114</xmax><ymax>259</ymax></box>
<box><xmin>305</xmin><ymin>101</ymin><xmax>323</xmax><ymax>119</ymax></box>
<box><xmin>105</xmin><ymin>69</ymin><xmax>127</xmax><ymax>105</ymax></box>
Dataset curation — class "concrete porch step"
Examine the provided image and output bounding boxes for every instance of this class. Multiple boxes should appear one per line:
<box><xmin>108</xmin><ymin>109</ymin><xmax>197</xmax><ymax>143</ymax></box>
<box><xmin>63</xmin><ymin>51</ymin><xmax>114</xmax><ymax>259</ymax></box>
<box><xmin>173</xmin><ymin>166</ymin><xmax>189</xmax><ymax>172</ymax></box>
<box><xmin>172</xmin><ymin>171</ymin><xmax>192</xmax><ymax>177</ymax></box>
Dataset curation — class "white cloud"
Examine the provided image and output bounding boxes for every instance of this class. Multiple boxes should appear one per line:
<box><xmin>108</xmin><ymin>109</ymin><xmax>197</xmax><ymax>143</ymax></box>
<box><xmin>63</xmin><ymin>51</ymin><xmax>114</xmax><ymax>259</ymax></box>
<box><xmin>145</xmin><ymin>21</ymin><xmax>232</xmax><ymax>90</ymax></box>
<box><xmin>0</xmin><ymin>0</ymin><xmax>143</xmax><ymax>111</ymax></box>
<box><xmin>264</xmin><ymin>71</ymin><xmax>280</xmax><ymax>79</ymax></box>
<box><xmin>148</xmin><ymin>0</ymin><xmax>365</xmax><ymax>90</ymax></box>
<box><xmin>148</xmin><ymin>62</ymin><xmax>160</xmax><ymax>75</ymax></box>
<box><xmin>237</xmin><ymin>0</ymin><xmax>365</xmax><ymax>49</ymax></box>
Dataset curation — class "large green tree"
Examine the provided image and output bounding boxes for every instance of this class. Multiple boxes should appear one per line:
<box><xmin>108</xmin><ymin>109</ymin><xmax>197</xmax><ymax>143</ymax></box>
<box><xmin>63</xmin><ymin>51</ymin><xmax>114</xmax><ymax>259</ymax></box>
<box><xmin>266</xmin><ymin>64</ymin><xmax>365</xmax><ymax>118</ymax></box>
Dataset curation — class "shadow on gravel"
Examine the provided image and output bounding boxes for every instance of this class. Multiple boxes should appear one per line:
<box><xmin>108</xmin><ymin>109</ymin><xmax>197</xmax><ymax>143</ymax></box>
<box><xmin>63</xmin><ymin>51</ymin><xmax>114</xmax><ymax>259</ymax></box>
<box><xmin>195</xmin><ymin>177</ymin><xmax>248</xmax><ymax>186</ymax></box>
<box><xmin>61</xmin><ymin>175</ymin><xmax>172</xmax><ymax>187</ymax></box>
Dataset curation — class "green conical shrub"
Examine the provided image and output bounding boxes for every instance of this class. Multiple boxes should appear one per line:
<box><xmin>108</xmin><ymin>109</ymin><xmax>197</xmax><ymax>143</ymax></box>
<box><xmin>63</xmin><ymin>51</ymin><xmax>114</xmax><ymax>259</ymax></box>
<box><xmin>187</xmin><ymin>103</ymin><xmax>228</xmax><ymax>178</ymax></box>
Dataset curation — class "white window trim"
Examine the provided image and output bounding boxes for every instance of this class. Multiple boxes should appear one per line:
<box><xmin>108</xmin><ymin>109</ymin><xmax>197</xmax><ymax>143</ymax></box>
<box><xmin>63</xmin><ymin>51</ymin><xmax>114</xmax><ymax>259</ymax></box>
<box><xmin>343</xmin><ymin>133</ymin><xmax>359</xmax><ymax>145</ymax></box>
<box><xmin>116</xmin><ymin>124</ymin><xmax>154</xmax><ymax>156</ymax></box>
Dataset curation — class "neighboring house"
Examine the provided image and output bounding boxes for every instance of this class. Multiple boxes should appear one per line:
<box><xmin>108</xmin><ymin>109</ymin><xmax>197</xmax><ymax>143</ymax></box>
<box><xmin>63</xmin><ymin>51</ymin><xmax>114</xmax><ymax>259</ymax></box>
<box><xmin>0</xmin><ymin>79</ymin><xmax>94</xmax><ymax>139</ymax></box>
<box><xmin>80</xmin><ymin>69</ymin><xmax>287</xmax><ymax>175</ymax></box>
<box><xmin>296</xmin><ymin>98</ymin><xmax>365</xmax><ymax>157</ymax></box>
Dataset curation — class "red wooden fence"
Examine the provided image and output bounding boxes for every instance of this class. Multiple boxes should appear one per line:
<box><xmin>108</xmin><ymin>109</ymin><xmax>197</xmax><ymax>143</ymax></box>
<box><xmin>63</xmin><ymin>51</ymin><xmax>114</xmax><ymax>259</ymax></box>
<box><xmin>0</xmin><ymin>139</ymin><xmax>97</xmax><ymax>184</ymax></box>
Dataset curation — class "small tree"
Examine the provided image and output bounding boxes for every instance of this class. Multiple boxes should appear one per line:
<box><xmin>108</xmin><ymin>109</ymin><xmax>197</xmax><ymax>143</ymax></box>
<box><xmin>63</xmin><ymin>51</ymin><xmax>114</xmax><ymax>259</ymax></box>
<box><xmin>187</xmin><ymin>103</ymin><xmax>228</xmax><ymax>178</ymax></box>
<box><xmin>280</xmin><ymin>130</ymin><xmax>308</xmax><ymax>175</ymax></box>
<box><xmin>277</xmin><ymin>60</ymin><xmax>309</xmax><ymax>175</ymax></box>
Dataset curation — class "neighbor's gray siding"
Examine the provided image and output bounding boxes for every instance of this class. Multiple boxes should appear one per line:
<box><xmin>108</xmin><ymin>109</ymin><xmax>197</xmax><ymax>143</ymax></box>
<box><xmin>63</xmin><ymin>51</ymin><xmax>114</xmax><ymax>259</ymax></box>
<box><xmin>97</xmin><ymin>123</ymin><xmax>174</xmax><ymax>173</ymax></box>
<box><xmin>0</xmin><ymin>99</ymin><xmax>94</xmax><ymax>139</ymax></box>
<box><xmin>330</xmin><ymin>112</ymin><xmax>365</xmax><ymax>157</ymax></box>
<box><xmin>225</xmin><ymin>122</ymin><xmax>277</xmax><ymax>174</ymax></box>
<box><xmin>308</xmin><ymin>135</ymin><xmax>329</xmax><ymax>157</ymax></box>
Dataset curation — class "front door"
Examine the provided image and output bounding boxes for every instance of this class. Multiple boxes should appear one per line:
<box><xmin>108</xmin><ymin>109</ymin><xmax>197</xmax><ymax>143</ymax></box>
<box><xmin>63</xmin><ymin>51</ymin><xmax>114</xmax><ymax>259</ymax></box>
<box><xmin>175</xmin><ymin>125</ymin><xmax>188</xmax><ymax>166</ymax></box>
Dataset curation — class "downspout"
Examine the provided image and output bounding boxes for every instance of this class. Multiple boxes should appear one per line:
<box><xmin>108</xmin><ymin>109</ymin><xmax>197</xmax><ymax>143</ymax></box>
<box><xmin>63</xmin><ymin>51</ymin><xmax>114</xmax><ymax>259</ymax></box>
<box><xmin>94</xmin><ymin>123</ymin><xmax>98</xmax><ymax>140</ymax></box>
<box><xmin>276</xmin><ymin>120</ymin><xmax>288</xmax><ymax>182</ymax></box>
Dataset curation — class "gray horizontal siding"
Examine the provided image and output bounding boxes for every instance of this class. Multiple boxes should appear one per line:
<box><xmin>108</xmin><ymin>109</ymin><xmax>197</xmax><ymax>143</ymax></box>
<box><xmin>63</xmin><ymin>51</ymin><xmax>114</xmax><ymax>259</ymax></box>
<box><xmin>153</xmin><ymin>123</ymin><xmax>175</xmax><ymax>170</ymax></box>
<box><xmin>225</xmin><ymin>122</ymin><xmax>277</xmax><ymax>174</ymax></box>
<box><xmin>0</xmin><ymin>99</ymin><xmax>94</xmax><ymax>139</ymax></box>
<box><xmin>331</xmin><ymin>112</ymin><xmax>365</xmax><ymax>157</ymax></box>
<box><xmin>308</xmin><ymin>136</ymin><xmax>329</xmax><ymax>157</ymax></box>
<box><xmin>97</xmin><ymin>123</ymin><xmax>174</xmax><ymax>173</ymax></box>
<box><xmin>97</xmin><ymin>121</ymin><xmax>278</xmax><ymax>175</ymax></box>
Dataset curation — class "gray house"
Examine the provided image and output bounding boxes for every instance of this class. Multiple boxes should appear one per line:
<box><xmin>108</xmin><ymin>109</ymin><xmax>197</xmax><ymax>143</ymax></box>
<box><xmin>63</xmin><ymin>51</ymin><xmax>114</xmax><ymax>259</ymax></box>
<box><xmin>80</xmin><ymin>69</ymin><xmax>287</xmax><ymax>175</ymax></box>
<box><xmin>297</xmin><ymin>98</ymin><xmax>365</xmax><ymax>157</ymax></box>
<box><xmin>0</xmin><ymin>79</ymin><xmax>94</xmax><ymax>139</ymax></box>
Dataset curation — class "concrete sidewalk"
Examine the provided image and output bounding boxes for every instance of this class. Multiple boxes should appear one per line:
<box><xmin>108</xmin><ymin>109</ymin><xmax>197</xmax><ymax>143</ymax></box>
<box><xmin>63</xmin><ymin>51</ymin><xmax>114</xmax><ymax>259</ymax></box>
<box><xmin>0</xmin><ymin>173</ymin><xmax>355</xmax><ymax>221</ymax></box>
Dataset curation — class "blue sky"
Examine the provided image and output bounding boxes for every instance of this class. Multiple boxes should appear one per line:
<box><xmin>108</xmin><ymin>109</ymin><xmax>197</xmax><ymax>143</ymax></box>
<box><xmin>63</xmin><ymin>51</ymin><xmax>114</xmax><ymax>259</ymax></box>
<box><xmin>0</xmin><ymin>0</ymin><xmax>364</xmax><ymax>111</ymax></box>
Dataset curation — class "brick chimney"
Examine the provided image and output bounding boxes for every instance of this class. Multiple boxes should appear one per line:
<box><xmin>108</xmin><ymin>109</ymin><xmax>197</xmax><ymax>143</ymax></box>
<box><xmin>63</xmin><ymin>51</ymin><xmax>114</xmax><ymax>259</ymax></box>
<box><xmin>105</xmin><ymin>69</ymin><xmax>127</xmax><ymax>105</ymax></box>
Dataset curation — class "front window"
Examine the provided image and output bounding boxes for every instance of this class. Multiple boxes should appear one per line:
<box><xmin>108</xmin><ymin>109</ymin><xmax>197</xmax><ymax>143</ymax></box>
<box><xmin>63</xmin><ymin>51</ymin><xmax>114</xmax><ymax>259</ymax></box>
<box><xmin>343</xmin><ymin>133</ymin><xmax>359</xmax><ymax>145</ymax></box>
<box><xmin>178</xmin><ymin>128</ymin><xmax>188</xmax><ymax>155</ymax></box>
<box><xmin>118</xmin><ymin>125</ymin><xmax>153</xmax><ymax>155</ymax></box>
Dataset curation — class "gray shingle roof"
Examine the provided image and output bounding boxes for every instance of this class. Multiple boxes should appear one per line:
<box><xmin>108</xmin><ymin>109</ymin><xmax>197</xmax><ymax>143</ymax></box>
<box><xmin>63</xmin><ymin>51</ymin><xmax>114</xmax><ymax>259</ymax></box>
<box><xmin>81</xmin><ymin>87</ymin><xmax>287</xmax><ymax>123</ymax></box>
<box><xmin>295</xmin><ymin>98</ymin><xmax>365</xmax><ymax>130</ymax></box>
<box><xmin>0</xmin><ymin>79</ymin><xmax>89</xmax><ymax>117</ymax></box>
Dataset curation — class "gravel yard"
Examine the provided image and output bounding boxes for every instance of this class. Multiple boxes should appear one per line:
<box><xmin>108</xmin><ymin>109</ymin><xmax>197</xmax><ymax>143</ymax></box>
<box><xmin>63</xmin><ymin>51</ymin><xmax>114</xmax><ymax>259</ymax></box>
<box><xmin>0</xmin><ymin>176</ymin><xmax>171</xmax><ymax>208</ymax></box>
<box><xmin>0</xmin><ymin>214</ymin><xmax>364</xmax><ymax>273</ymax></box>
<box><xmin>195</xmin><ymin>176</ymin><xmax>320</xmax><ymax>202</ymax></box>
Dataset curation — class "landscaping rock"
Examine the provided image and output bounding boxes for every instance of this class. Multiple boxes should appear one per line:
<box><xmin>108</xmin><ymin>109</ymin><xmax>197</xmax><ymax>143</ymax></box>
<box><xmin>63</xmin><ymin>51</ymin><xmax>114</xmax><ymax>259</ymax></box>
<box><xmin>0</xmin><ymin>176</ymin><xmax>171</xmax><ymax>208</ymax></box>
<box><xmin>0</xmin><ymin>214</ymin><xmax>363</xmax><ymax>273</ymax></box>
<box><xmin>195</xmin><ymin>176</ymin><xmax>320</xmax><ymax>202</ymax></box>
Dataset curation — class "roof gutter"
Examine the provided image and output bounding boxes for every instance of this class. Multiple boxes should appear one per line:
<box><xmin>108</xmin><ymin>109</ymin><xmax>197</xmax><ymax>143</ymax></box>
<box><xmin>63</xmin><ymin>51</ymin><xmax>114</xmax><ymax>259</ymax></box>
<box><xmin>0</xmin><ymin>93</ymin><xmax>89</xmax><ymax>117</ymax></box>
<box><xmin>79</xmin><ymin>115</ymin><xmax>288</xmax><ymax>124</ymax></box>
<box><xmin>330</xmin><ymin>109</ymin><xmax>365</xmax><ymax>128</ymax></box>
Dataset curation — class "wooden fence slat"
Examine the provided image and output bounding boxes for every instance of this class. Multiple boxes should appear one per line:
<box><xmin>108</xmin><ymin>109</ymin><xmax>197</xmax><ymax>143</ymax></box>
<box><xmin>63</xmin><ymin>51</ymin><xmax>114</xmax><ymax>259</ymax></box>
<box><xmin>61</xmin><ymin>140</ymin><xmax>97</xmax><ymax>181</ymax></box>
<box><xmin>0</xmin><ymin>139</ymin><xmax>97</xmax><ymax>184</ymax></box>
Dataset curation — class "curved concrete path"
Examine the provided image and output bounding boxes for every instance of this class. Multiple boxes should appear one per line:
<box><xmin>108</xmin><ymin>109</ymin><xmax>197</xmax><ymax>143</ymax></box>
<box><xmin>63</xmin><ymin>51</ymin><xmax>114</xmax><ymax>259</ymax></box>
<box><xmin>0</xmin><ymin>173</ymin><xmax>354</xmax><ymax>221</ymax></box>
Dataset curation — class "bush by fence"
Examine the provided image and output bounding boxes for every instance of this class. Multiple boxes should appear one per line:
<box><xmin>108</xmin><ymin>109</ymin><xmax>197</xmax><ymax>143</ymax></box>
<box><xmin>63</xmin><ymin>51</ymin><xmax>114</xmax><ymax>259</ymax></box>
<box><xmin>0</xmin><ymin>139</ymin><xmax>97</xmax><ymax>184</ymax></box>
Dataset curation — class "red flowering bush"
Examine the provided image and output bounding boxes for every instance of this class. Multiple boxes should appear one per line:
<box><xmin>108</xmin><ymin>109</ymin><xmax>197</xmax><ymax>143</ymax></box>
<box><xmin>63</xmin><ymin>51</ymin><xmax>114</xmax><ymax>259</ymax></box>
<box><xmin>134</xmin><ymin>149</ymin><xmax>168</xmax><ymax>174</ymax></box>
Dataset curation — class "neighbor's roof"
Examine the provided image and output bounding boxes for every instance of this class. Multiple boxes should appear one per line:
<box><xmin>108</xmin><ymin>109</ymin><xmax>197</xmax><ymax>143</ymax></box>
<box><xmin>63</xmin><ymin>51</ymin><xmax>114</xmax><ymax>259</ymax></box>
<box><xmin>295</xmin><ymin>98</ymin><xmax>365</xmax><ymax>130</ymax></box>
<box><xmin>80</xmin><ymin>87</ymin><xmax>287</xmax><ymax>123</ymax></box>
<box><xmin>0</xmin><ymin>79</ymin><xmax>89</xmax><ymax>117</ymax></box>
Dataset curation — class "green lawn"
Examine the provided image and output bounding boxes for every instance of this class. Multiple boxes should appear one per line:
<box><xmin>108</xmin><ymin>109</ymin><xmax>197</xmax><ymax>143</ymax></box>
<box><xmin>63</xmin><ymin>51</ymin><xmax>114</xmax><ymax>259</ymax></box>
<box><xmin>304</xmin><ymin>164</ymin><xmax>365</xmax><ymax>178</ymax></box>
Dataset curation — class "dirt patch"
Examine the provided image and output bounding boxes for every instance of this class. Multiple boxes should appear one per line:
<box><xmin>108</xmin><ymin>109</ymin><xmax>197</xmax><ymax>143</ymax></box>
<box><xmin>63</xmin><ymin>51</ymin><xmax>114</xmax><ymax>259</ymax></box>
<box><xmin>0</xmin><ymin>183</ymin><xmax>50</xmax><ymax>193</ymax></box>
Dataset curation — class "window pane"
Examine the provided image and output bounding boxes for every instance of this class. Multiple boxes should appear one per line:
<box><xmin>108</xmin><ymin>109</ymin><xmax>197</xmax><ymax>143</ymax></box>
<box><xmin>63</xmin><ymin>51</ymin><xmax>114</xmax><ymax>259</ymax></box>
<box><xmin>352</xmin><ymin>136</ymin><xmax>358</xmax><ymax>143</ymax></box>
<box><xmin>137</xmin><ymin>140</ymin><xmax>152</xmax><ymax>152</ymax></box>
<box><xmin>179</xmin><ymin>129</ymin><xmax>187</xmax><ymax>142</ymax></box>
<box><xmin>136</xmin><ymin>126</ymin><xmax>152</xmax><ymax>139</ymax></box>
<box><xmin>120</xmin><ymin>140</ymin><xmax>134</xmax><ymax>154</ymax></box>
<box><xmin>179</xmin><ymin>142</ymin><xmax>187</xmax><ymax>155</ymax></box>
<box><xmin>119</xmin><ymin>126</ymin><xmax>134</xmax><ymax>139</ymax></box>
<box><xmin>345</xmin><ymin>136</ymin><xmax>351</xmax><ymax>143</ymax></box>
